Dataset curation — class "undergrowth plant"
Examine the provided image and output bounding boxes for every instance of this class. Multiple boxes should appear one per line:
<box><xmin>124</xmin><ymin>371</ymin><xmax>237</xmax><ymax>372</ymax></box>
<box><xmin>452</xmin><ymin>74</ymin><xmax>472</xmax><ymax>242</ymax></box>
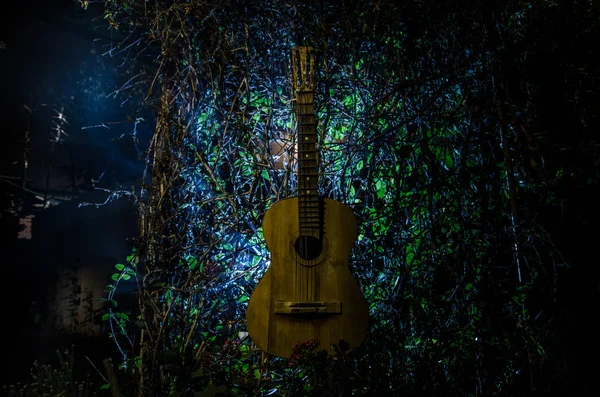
<box><xmin>3</xmin><ymin>349</ymin><xmax>96</xmax><ymax>397</ymax></box>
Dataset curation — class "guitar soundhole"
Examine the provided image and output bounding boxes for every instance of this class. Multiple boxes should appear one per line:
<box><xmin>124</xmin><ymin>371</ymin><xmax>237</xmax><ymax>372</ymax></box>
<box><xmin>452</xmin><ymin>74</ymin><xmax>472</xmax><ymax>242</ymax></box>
<box><xmin>294</xmin><ymin>235</ymin><xmax>323</xmax><ymax>261</ymax></box>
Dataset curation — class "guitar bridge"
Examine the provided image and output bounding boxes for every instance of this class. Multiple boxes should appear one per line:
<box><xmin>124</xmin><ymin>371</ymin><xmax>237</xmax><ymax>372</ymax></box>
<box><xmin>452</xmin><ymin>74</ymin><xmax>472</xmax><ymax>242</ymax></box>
<box><xmin>274</xmin><ymin>301</ymin><xmax>341</xmax><ymax>315</ymax></box>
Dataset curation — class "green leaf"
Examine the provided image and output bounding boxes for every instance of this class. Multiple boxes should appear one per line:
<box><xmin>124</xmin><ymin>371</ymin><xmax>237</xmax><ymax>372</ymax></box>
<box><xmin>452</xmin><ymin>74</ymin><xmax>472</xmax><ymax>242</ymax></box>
<box><xmin>406</xmin><ymin>250</ymin><xmax>414</xmax><ymax>265</ymax></box>
<box><xmin>187</xmin><ymin>256</ymin><xmax>199</xmax><ymax>270</ymax></box>
<box><xmin>375</xmin><ymin>179</ymin><xmax>386</xmax><ymax>198</ymax></box>
<box><xmin>111</xmin><ymin>273</ymin><xmax>120</xmax><ymax>281</ymax></box>
<box><xmin>122</xmin><ymin>274</ymin><xmax>131</xmax><ymax>281</ymax></box>
<box><xmin>261</xmin><ymin>170</ymin><xmax>270</xmax><ymax>181</ymax></box>
<box><xmin>102</xmin><ymin>313</ymin><xmax>110</xmax><ymax>321</ymax></box>
<box><xmin>115</xmin><ymin>312</ymin><xmax>129</xmax><ymax>320</ymax></box>
<box><xmin>445</xmin><ymin>154</ymin><xmax>454</xmax><ymax>169</ymax></box>
<box><xmin>115</xmin><ymin>263</ymin><xmax>125</xmax><ymax>271</ymax></box>
<box><xmin>223</xmin><ymin>243</ymin><xmax>234</xmax><ymax>251</ymax></box>
<box><xmin>240</xmin><ymin>344</ymin><xmax>252</xmax><ymax>360</ymax></box>
<box><xmin>101</xmin><ymin>384</ymin><xmax>110</xmax><ymax>390</ymax></box>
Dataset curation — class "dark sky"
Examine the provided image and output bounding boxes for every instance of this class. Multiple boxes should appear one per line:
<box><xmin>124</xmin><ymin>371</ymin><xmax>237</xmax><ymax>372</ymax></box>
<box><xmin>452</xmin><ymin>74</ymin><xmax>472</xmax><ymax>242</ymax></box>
<box><xmin>1</xmin><ymin>0</ymin><xmax>148</xmax><ymax>194</ymax></box>
<box><xmin>1</xmin><ymin>0</ymin><xmax>141</xmax><ymax>384</ymax></box>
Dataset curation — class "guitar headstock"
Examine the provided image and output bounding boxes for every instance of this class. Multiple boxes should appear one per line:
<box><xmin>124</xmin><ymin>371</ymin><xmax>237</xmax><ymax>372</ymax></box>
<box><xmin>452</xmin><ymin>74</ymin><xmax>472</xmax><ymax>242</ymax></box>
<box><xmin>291</xmin><ymin>46</ymin><xmax>315</xmax><ymax>94</ymax></box>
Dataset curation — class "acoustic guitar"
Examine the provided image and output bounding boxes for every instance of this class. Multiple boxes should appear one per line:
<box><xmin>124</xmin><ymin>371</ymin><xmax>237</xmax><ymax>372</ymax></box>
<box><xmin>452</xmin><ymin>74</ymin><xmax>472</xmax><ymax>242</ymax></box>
<box><xmin>246</xmin><ymin>46</ymin><xmax>368</xmax><ymax>359</ymax></box>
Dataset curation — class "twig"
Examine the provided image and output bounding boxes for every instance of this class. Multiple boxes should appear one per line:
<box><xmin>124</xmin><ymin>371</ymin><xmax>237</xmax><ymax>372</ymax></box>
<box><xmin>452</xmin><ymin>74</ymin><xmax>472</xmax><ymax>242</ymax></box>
<box><xmin>103</xmin><ymin>359</ymin><xmax>122</xmax><ymax>397</ymax></box>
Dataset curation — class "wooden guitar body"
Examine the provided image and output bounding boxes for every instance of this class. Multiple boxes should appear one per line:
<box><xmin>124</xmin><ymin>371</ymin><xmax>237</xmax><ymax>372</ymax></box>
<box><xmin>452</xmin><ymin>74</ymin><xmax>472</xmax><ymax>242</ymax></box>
<box><xmin>246</xmin><ymin>197</ymin><xmax>368</xmax><ymax>358</ymax></box>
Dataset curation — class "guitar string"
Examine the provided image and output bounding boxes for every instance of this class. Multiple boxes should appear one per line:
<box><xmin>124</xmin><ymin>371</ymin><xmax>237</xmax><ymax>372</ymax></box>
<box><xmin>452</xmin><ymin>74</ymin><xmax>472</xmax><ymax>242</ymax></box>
<box><xmin>297</xmin><ymin>93</ymin><xmax>319</xmax><ymax>304</ymax></box>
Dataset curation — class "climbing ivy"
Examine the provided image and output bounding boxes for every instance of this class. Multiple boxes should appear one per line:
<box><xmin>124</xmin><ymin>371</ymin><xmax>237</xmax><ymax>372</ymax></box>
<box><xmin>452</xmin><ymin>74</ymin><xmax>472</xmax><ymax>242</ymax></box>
<box><xmin>84</xmin><ymin>0</ymin><xmax>598</xmax><ymax>395</ymax></box>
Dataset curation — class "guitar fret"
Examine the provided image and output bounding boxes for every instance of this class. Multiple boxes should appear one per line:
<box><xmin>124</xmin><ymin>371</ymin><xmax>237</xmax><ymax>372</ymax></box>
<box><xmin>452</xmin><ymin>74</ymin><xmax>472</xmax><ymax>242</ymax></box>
<box><xmin>295</xmin><ymin>65</ymin><xmax>320</xmax><ymax>234</ymax></box>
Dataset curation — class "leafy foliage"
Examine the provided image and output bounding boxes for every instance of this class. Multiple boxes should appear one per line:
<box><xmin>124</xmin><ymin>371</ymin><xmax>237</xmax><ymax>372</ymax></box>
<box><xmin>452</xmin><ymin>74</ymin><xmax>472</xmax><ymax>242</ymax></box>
<box><xmin>2</xmin><ymin>349</ymin><xmax>96</xmax><ymax>397</ymax></box>
<box><xmin>84</xmin><ymin>0</ymin><xmax>599</xmax><ymax>395</ymax></box>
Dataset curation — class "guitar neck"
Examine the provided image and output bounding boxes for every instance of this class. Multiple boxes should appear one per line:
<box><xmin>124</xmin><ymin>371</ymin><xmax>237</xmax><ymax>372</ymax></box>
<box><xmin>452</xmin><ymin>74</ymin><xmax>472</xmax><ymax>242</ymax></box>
<box><xmin>296</xmin><ymin>91</ymin><xmax>320</xmax><ymax>235</ymax></box>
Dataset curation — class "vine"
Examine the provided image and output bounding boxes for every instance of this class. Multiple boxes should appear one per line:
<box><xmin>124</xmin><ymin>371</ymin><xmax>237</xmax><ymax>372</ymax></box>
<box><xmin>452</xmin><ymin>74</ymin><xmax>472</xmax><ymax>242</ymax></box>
<box><xmin>80</xmin><ymin>0</ymin><xmax>589</xmax><ymax>395</ymax></box>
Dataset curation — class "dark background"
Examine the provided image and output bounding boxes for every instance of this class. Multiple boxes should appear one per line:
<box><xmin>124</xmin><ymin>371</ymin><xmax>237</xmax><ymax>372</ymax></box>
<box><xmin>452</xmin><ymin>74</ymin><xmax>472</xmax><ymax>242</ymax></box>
<box><xmin>1</xmin><ymin>0</ymin><xmax>141</xmax><ymax>385</ymax></box>
<box><xmin>1</xmin><ymin>0</ymin><xmax>598</xmax><ymax>393</ymax></box>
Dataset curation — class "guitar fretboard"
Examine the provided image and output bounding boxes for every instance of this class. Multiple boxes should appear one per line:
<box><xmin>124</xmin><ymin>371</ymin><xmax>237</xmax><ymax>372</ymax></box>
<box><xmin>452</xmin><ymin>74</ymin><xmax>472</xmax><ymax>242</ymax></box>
<box><xmin>296</xmin><ymin>91</ymin><xmax>320</xmax><ymax>236</ymax></box>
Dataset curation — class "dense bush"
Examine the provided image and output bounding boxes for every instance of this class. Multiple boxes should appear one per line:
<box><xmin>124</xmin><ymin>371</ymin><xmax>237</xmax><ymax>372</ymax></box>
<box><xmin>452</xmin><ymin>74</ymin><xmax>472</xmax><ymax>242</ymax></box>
<box><xmin>80</xmin><ymin>0</ymin><xmax>600</xmax><ymax>395</ymax></box>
